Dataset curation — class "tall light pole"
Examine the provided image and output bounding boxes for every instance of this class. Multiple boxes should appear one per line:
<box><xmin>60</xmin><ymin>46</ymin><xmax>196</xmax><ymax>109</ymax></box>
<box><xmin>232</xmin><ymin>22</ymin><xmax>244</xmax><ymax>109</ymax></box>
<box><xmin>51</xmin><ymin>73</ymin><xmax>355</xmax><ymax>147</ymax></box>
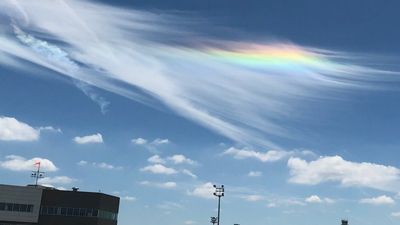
<box><xmin>213</xmin><ymin>184</ymin><xmax>224</xmax><ymax>225</ymax></box>
<box><xmin>210</xmin><ymin>217</ymin><xmax>218</xmax><ymax>225</ymax></box>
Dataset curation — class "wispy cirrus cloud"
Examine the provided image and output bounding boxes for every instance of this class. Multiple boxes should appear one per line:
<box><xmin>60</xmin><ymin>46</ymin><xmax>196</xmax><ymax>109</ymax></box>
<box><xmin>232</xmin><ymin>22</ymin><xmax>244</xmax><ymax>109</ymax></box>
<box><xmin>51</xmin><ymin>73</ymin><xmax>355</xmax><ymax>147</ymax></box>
<box><xmin>0</xmin><ymin>0</ymin><xmax>398</xmax><ymax>148</ymax></box>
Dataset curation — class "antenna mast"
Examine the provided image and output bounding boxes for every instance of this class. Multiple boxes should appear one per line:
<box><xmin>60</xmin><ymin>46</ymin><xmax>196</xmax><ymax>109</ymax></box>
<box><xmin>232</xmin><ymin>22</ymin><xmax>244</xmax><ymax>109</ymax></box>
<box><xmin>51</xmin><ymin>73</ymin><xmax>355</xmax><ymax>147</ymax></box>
<box><xmin>31</xmin><ymin>162</ymin><xmax>45</xmax><ymax>186</ymax></box>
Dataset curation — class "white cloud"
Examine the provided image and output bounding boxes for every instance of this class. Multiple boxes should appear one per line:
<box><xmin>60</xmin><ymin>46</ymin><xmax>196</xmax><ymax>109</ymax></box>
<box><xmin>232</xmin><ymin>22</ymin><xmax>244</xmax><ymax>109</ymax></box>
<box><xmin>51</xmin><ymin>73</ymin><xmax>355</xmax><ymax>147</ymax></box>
<box><xmin>305</xmin><ymin>195</ymin><xmax>322</xmax><ymax>203</ymax></box>
<box><xmin>0</xmin><ymin>116</ymin><xmax>39</xmax><ymax>141</ymax></box>
<box><xmin>39</xmin><ymin>176</ymin><xmax>75</xmax><ymax>185</ymax></box>
<box><xmin>248</xmin><ymin>171</ymin><xmax>262</xmax><ymax>177</ymax></box>
<box><xmin>223</xmin><ymin>147</ymin><xmax>290</xmax><ymax>162</ymax></box>
<box><xmin>140</xmin><ymin>164</ymin><xmax>177</xmax><ymax>175</ymax></box>
<box><xmin>122</xmin><ymin>196</ymin><xmax>136</xmax><ymax>202</ymax></box>
<box><xmin>0</xmin><ymin>155</ymin><xmax>58</xmax><ymax>171</ymax></box>
<box><xmin>152</xmin><ymin>138</ymin><xmax>169</xmax><ymax>145</ymax></box>
<box><xmin>360</xmin><ymin>195</ymin><xmax>395</xmax><ymax>205</ymax></box>
<box><xmin>391</xmin><ymin>212</ymin><xmax>400</xmax><ymax>217</ymax></box>
<box><xmin>288</xmin><ymin>156</ymin><xmax>400</xmax><ymax>192</ymax></box>
<box><xmin>168</xmin><ymin>155</ymin><xmax>195</xmax><ymax>165</ymax></box>
<box><xmin>184</xmin><ymin>221</ymin><xmax>197</xmax><ymax>225</ymax></box>
<box><xmin>132</xmin><ymin>138</ymin><xmax>147</xmax><ymax>145</ymax></box>
<box><xmin>78</xmin><ymin>160</ymin><xmax>121</xmax><ymax>170</ymax></box>
<box><xmin>38</xmin><ymin>126</ymin><xmax>62</xmax><ymax>133</ymax></box>
<box><xmin>242</xmin><ymin>195</ymin><xmax>264</xmax><ymax>202</ymax></box>
<box><xmin>93</xmin><ymin>162</ymin><xmax>122</xmax><ymax>170</ymax></box>
<box><xmin>0</xmin><ymin>0</ymin><xmax>398</xmax><ymax>150</ymax></box>
<box><xmin>74</xmin><ymin>80</ymin><xmax>110</xmax><ymax>114</ymax></box>
<box><xmin>77</xmin><ymin>160</ymin><xmax>87</xmax><ymax>166</ymax></box>
<box><xmin>132</xmin><ymin>138</ymin><xmax>169</xmax><ymax>150</ymax></box>
<box><xmin>140</xmin><ymin>181</ymin><xmax>177</xmax><ymax>189</ymax></box>
<box><xmin>73</xmin><ymin>133</ymin><xmax>103</xmax><ymax>144</ymax></box>
<box><xmin>182</xmin><ymin>169</ymin><xmax>197</xmax><ymax>179</ymax></box>
<box><xmin>187</xmin><ymin>182</ymin><xmax>215</xmax><ymax>199</ymax></box>
<box><xmin>157</xmin><ymin>201</ymin><xmax>183</xmax><ymax>210</ymax></box>
<box><xmin>148</xmin><ymin>155</ymin><xmax>166</xmax><ymax>164</ymax></box>
<box><xmin>267</xmin><ymin>198</ymin><xmax>306</xmax><ymax>208</ymax></box>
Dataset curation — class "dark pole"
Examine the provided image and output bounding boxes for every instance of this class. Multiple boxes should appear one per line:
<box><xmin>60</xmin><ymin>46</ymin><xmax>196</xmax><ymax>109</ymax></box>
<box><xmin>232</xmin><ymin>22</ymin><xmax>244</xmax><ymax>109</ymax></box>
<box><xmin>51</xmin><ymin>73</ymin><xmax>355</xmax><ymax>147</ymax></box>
<box><xmin>35</xmin><ymin>163</ymin><xmax>40</xmax><ymax>186</ymax></box>
<box><xmin>217</xmin><ymin>195</ymin><xmax>221</xmax><ymax>225</ymax></box>
<box><xmin>213</xmin><ymin>185</ymin><xmax>224</xmax><ymax>225</ymax></box>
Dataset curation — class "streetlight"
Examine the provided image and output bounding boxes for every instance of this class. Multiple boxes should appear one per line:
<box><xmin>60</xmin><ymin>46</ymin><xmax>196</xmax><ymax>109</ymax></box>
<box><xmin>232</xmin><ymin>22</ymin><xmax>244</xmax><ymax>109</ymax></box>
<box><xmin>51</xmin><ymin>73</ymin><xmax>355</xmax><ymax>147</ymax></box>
<box><xmin>213</xmin><ymin>185</ymin><xmax>224</xmax><ymax>225</ymax></box>
<box><xmin>210</xmin><ymin>217</ymin><xmax>218</xmax><ymax>225</ymax></box>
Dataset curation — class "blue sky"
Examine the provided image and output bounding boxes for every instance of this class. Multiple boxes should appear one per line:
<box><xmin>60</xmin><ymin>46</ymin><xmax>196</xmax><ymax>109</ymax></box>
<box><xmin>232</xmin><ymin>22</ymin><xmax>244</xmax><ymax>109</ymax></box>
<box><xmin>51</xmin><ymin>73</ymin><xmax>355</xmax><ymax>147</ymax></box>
<box><xmin>1</xmin><ymin>0</ymin><xmax>400</xmax><ymax>225</ymax></box>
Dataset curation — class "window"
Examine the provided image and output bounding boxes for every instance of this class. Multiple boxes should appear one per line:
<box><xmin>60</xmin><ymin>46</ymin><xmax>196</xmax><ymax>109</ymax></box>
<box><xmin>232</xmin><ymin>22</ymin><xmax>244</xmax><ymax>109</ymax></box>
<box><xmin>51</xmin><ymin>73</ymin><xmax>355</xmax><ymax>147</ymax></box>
<box><xmin>27</xmin><ymin>205</ymin><xmax>33</xmax><ymax>213</ymax></box>
<box><xmin>60</xmin><ymin>207</ymin><xmax>67</xmax><ymax>215</ymax></box>
<box><xmin>20</xmin><ymin>204</ymin><xmax>27</xmax><ymax>212</ymax></box>
<box><xmin>73</xmin><ymin>208</ymin><xmax>79</xmax><ymax>216</ymax></box>
<box><xmin>67</xmin><ymin>207</ymin><xmax>73</xmax><ymax>216</ymax></box>
<box><xmin>86</xmin><ymin>208</ymin><xmax>92</xmax><ymax>216</ymax></box>
<box><xmin>12</xmin><ymin>204</ymin><xmax>20</xmax><ymax>212</ymax></box>
<box><xmin>41</xmin><ymin>206</ymin><xmax>48</xmax><ymax>215</ymax></box>
<box><xmin>6</xmin><ymin>203</ymin><xmax>13</xmax><ymax>211</ymax></box>
<box><xmin>38</xmin><ymin>205</ymin><xmax>117</xmax><ymax>221</ymax></box>
<box><xmin>79</xmin><ymin>208</ymin><xmax>86</xmax><ymax>216</ymax></box>
<box><xmin>0</xmin><ymin>203</ymin><xmax>5</xmax><ymax>211</ymax></box>
<box><xmin>92</xmin><ymin>209</ymin><xmax>98</xmax><ymax>217</ymax></box>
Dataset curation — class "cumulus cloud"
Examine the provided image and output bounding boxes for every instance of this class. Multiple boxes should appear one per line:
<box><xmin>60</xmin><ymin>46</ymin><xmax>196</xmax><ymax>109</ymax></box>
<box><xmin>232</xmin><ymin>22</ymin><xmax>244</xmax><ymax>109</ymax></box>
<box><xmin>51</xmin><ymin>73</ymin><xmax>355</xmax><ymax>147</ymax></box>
<box><xmin>288</xmin><ymin>156</ymin><xmax>400</xmax><ymax>192</ymax></box>
<box><xmin>152</xmin><ymin>138</ymin><xmax>169</xmax><ymax>145</ymax></box>
<box><xmin>248</xmin><ymin>171</ymin><xmax>262</xmax><ymax>177</ymax></box>
<box><xmin>121</xmin><ymin>196</ymin><xmax>136</xmax><ymax>202</ymax></box>
<box><xmin>223</xmin><ymin>147</ymin><xmax>291</xmax><ymax>162</ymax></box>
<box><xmin>267</xmin><ymin>198</ymin><xmax>307</xmax><ymax>207</ymax></box>
<box><xmin>147</xmin><ymin>154</ymin><xmax>196</xmax><ymax>166</ymax></box>
<box><xmin>78</xmin><ymin>160</ymin><xmax>122</xmax><ymax>170</ymax></box>
<box><xmin>38</xmin><ymin>126</ymin><xmax>62</xmax><ymax>133</ymax></box>
<box><xmin>148</xmin><ymin>155</ymin><xmax>166</xmax><ymax>164</ymax></box>
<box><xmin>187</xmin><ymin>182</ymin><xmax>215</xmax><ymax>199</ymax></box>
<box><xmin>0</xmin><ymin>116</ymin><xmax>39</xmax><ymax>141</ymax></box>
<box><xmin>0</xmin><ymin>0</ymin><xmax>397</xmax><ymax>149</ymax></box>
<box><xmin>140</xmin><ymin>164</ymin><xmax>178</xmax><ymax>175</ymax></box>
<box><xmin>305</xmin><ymin>195</ymin><xmax>322</xmax><ymax>203</ymax></box>
<box><xmin>73</xmin><ymin>133</ymin><xmax>103</xmax><ymax>144</ymax></box>
<box><xmin>92</xmin><ymin>162</ymin><xmax>122</xmax><ymax>170</ymax></box>
<box><xmin>360</xmin><ymin>195</ymin><xmax>395</xmax><ymax>205</ymax></box>
<box><xmin>182</xmin><ymin>169</ymin><xmax>197</xmax><ymax>179</ymax></box>
<box><xmin>77</xmin><ymin>160</ymin><xmax>87</xmax><ymax>166</ymax></box>
<box><xmin>140</xmin><ymin>181</ymin><xmax>177</xmax><ymax>189</ymax></box>
<box><xmin>0</xmin><ymin>155</ymin><xmax>58</xmax><ymax>171</ymax></box>
<box><xmin>391</xmin><ymin>212</ymin><xmax>400</xmax><ymax>217</ymax></box>
<box><xmin>168</xmin><ymin>155</ymin><xmax>196</xmax><ymax>165</ymax></box>
<box><xmin>242</xmin><ymin>194</ymin><xmax>264</xmax><ymax>202</ymax></box>
<box><xmin>39</xmin><ymin>176</ymin><xmax>75</xmax><ymax>185</ymax></box>
<box><xmin>132</xmin><ymin>138</ymin><xmax>148</xmax><ymax>145</ymax></box>
<box><xmin>304</xmin><ymin>195</ymin><xmax>334</xmax><ymax>204</ymax></box>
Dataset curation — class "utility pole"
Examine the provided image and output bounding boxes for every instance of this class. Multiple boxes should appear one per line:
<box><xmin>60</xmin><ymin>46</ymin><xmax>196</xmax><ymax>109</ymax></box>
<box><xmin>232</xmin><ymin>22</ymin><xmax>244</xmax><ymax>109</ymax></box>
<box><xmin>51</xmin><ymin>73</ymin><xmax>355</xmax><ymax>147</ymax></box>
<box><xmin>31</xmin><ymin>161</ymin><xmax>45</xmax><ymax>186</ymax></box>
<box><xmin>213</xmin><ymin>185</ymin><xmax>224</xmax><ymax>225</ymax></box>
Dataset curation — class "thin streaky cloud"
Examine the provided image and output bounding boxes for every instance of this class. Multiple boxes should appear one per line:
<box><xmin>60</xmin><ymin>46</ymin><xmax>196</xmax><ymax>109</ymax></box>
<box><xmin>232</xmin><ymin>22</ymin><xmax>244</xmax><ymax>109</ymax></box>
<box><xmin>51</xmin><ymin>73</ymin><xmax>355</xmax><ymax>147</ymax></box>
<box><xmin>0</xmin><ymin>0</ymin><xmax>399</xmax><ymax>149</ymax></box>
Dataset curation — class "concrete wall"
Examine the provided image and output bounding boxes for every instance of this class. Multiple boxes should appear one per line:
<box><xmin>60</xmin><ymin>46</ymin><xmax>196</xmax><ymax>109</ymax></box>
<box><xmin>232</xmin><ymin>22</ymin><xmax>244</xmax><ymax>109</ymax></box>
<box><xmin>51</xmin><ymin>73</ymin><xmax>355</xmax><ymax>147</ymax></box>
<box><xmin>0</xmin><ymin>184</ymin><xmax>42</xmax><ymax>223</ymax></box>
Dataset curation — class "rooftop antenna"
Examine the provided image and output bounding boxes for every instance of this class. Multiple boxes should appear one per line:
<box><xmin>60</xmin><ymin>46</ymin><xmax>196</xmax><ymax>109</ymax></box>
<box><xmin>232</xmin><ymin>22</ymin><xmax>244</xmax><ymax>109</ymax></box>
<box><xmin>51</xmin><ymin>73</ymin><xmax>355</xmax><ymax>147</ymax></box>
<box><xmin>31</xmin><ymin>161</ymin><xmax>45</xmax><ymax>187</ymax></box>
